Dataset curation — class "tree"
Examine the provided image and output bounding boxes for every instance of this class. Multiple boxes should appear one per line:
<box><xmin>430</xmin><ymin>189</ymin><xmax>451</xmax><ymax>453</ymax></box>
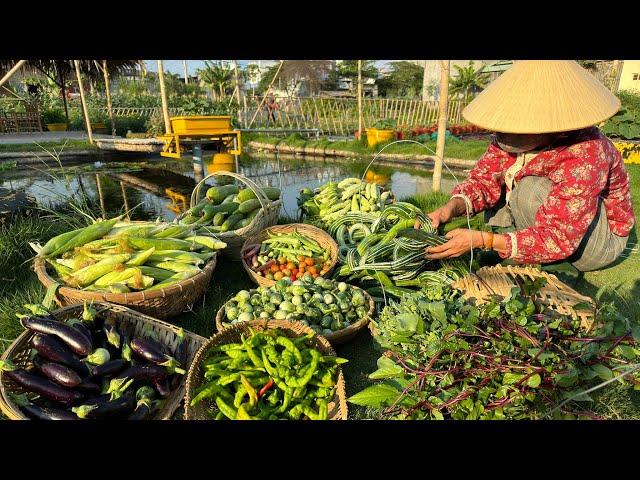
<box><xmin>377</xmin><ymin>61</ymin><xmax>424</xmax><ymax>98</ymax></box>
<box><xmin>338</xmin><ymin>60</ymin><xmax>378</xmax><ymax>83</ymax></box>
<box><xmin>197</xmin><ymin>61</ymin><xmax>233</xmax><ymax>100</ymax></box>
<box><xmin>277</xmin><ymin>60</ymin><xmax>333</xmax><ymax>96</ymax></box>
<box><xmin>449</xmin><ymin>61</ymin><xmax>491</xmax><ymax>102</ymax></box>
<box><xmin>256</xmin><ymin>64</ymin><xmax>280</xmax><ymax>95</ymax></box>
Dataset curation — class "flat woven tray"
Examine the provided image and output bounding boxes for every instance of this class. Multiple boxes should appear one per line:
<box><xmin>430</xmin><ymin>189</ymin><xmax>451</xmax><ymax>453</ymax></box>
<box><xmin>0</xmin><ymin>302</ymin><xmax>208</xmax><ymax>420</ymax></box>
<box><xmin>452</xmin><ymin>265</ymin><xmax>595</xmax><ymax>331</ymax></box>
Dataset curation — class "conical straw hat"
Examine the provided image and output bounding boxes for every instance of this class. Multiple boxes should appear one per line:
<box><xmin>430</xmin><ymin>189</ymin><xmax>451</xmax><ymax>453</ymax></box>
<box><xmin>462</xmin><ymin>60</ymin><xmax>620</xmax><ymax>134</ymax></box>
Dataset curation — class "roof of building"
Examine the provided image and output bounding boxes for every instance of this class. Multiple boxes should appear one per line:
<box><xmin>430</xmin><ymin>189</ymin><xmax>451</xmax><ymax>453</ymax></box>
<box><xmin>482</xmin><ymin>60</ymin><xmax>513</xmax><ymax>73</ymax></box>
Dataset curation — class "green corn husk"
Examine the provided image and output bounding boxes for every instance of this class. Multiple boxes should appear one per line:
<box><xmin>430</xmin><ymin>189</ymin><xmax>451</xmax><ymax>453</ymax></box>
<box><xmin>94</xmin><ymin>267</ymin><xmax>142</xmax><ymax>288</ymax></box>
<box><xmin>45</xmin><ymin>216</ymin><xmax>123</xmax><ymax>258</ymax></box>
<box><xmin>150</xmin><ymin>261</ymin><xmax>202</xmax><ymax>274</ymax></box>
<box><xmin>125</xmin><ymin>273</ymin><xmax>155</xmax><ymax>290</ymax></box>
<box><xmin>127</xmin><ymin>236</ymin><xmax>199</xmax><ymax>252</ymax></box>
<box><xmin>40</xmin><ymin>226</ymin><xmax>87</xmax><ymax>257</ymax></box>
<box><xmin>106</xmin><ymin>223</ymin><xmax>156</xmax><ymax>239</ymax></box>
<box><xmin>82</xmin><ymin>238</ymin><xmax>119</xmax><ymax>250</ymax></box>
<box><xmin>184</xmin><ymin>235</ymin><xmax>227</xmax><ymax>251</ymax></box>
<box><xmin>67</xmin><ymin>254</ymin><xmax>131</xmax><ymax>287</ymax></box>
<box><xmin>138</xmin><ymin>266</ymin><xmax>176</xmax><ymax>281</ymax></box>
<box><xmin>46</xmin><ymin>259</ymin><xmax>72</xmax><ymax>278</ymax></box>
<box><xmin>151</xmin><ymin>224</ymin><xmax>195</xmax><ymax>239</ymax></box>
<box><xmin>125</xmin><ymin>247</ymin><xmax>156</xmax><ymax>266</ymax></box>
<box><xmin>144</xmin><ymin>270</ymin><xmax>200</xmax><ymax>291</ymax></box>
<box><xmin>108</xmin><ymin>283</ymin><xmax>131</xmax><ymax>294</ymax></box>
<box><xmin>148</xmin><ymin>250</ymin><xmax>205</xmax><ymax>265</ymax></box>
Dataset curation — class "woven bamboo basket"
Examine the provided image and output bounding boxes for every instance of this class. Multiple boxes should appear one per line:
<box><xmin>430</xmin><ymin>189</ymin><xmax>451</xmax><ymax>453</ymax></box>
<box><xmin>0</xmin><ymin>302</ymin><xmax>207</xmax><ymax>420</ymax></box>
<box><xmin>215</xmin><ymin>285</ymin><xmax>375</xmax><ymax>345</ymax></box>
<box><xmin>182</xmin><ymin>171</ymin><xmax>281</xmax><ymax>261</ymax></box>
<box><xmin>369</xmin><ymin>265</ymin><xmax>596</xmax><ymax>337</ymax></box>
<box><xmin>241</xmin><ymin>223</ymin><xmax>339</xmax><ymax>288</ymax></box>
<box><xmin>184</xmin><ymin>320</ymin><xmax>348</xmax><ymax>420</ymax></box>
<box><xmin>452</xmin><ymin>265</ymin><xmax>596</xmax><ymax>331</ymax></box>
<box><xmin>33</xmin><ymin>253</ymin><xmax>218</xmax><ymax>321</ymax></box>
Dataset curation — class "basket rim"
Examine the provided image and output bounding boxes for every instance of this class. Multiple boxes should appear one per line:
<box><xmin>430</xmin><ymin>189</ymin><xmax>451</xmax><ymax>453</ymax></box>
<box><xmin>33</xmin><ymin>252</ymin><xmax>218</xmax><ymax>303</ymax></box>
<box><xmin>215</xmin><ymin>283</ymin><xmax>374</xmax><ymax>343</ymax></box>
<box><xmin>0</xmin><ymin>301</ymin><xmax>208</xmax><ymax>421</ymax></box>
<box><xmin>184</xmin><ymin>319</ymin><xmax>348</xmax><ymax>420</ymax></box>
<box><xmin>240</xmin><ymin>223</ymin><xmax>339</xmax><ymax>288</ymax></box>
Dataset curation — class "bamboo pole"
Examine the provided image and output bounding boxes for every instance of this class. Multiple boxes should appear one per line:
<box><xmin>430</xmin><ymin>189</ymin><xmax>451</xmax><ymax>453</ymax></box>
<box><xmin>183</xmin><ymin>60</ymin><xmax>189</xmax><ymax>84</ymax></box>
<box><xmin>157</xmin><ymin>60</ymin><xmax>172</xmax><ymax>134</ymax></box>
<box><xmin>357</xmin><ymin>60</ymin><xmax>363</xmax><ymax>137</ymax></box>
<box><xmin>433</xmin><ymin>60</ymin><xmax>450</xmax><ymax>192</ymax></box>
<box><xmin>101</xmin><ymin>60</ymin><xmax>116</xmax><ymax>136</ymax></box>
<box><xmin>421</xmin><ymin>60</ymin><xmax>430</xmax><ymax>101</ymax></box>
<box><xmin>56</xmin><ymin>61</ymin><xmax>70</xmax><ymax>124</ymax></box>
<box><xmin>248</xmin><ymin>60</ymin><xmax>284</xmax><ymax>129</ymax></box>
<box><xmin>74</xmin><ymin>60</ymin><xmax>93</xmax><ymax>144</ymax></box>
<box><xmin>0</xmin><ymin>60</ymin><xmax>26</xmax><ymax>89</ymax></box>
<box><xmin>233</xmin><ymin>60</ymin><xmax>242</xmax><ymax>124</ymax></box>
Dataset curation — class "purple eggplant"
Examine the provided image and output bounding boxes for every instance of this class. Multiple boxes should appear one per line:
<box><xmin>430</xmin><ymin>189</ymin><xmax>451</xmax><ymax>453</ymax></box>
<box><xmin>21</xmin><ymin>316</ymin><xmax>92</xmax><ymax>356</ymax></box>
<box><xmin>153</xmin><ymin>377</ymin><xmax>171</xmax><ymax>398</ymax></box>
<box><xmin>11</xmin><ymin>395</ymin><xmax>78</xmax><ymax>420</ymax></box>
<box><xmin>30</xmin><ymin>334</ymin><xmax>90</xmax><ymax>376</ymax></box>
<box><xmin>72</xmin><ymin>394</ymin><xmax>136</xmax><ymax>419</ymax></box>
<box><xmin>38</xmin><ymin>361</ymin><xmax>83</xmax><ymax>388</ymax></box>
<box><xmin>91</xmin><ymin>359</ymin><xmax>127</xmax><ymax>378</ymax></box>
<box><xmin>128</xmin><ymin>402</ymin><xmax>152</xmax><ymax>420</ymax></box>
<box><xmin>131</xmin><ymin>337</ymin><xmax>185</xmax><ymax>374</ymax></box>
<box><xmin>67</xmin><ymin>318</ymin><xmax>93</xmax><ymax>344</ymax></box>
<box><xmin>0</xmin><ymin>361</ymin><xmax>82</xmax><ymax>407</ymax></box>
<box><xmin>113</xmin><ymin>363</ymin><xmax>168</xmax><ymax>382</ymax></box>
<box><xmin>76</xmin><ymin>381</ymin><xmax>101</xmax><ymax>395</ymax></box>
<box><xmin>127</xmin><ymin>386</ymin><xmax>157</xmax><ymax>420</ymax></box>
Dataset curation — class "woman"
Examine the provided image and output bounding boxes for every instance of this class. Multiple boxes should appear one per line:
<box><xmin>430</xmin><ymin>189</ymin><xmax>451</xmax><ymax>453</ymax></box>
<box><xmin>418</xmin><ymin>61</ymin><xmax>635</xmax><ymax>272</ymax></box>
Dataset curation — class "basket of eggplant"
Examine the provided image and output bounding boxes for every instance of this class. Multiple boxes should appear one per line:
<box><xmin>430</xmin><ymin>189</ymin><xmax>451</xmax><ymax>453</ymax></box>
<box><xmin>0</xmin><ymin>302</ymin><xmax>207</xmax><ymax>420</ymax></box>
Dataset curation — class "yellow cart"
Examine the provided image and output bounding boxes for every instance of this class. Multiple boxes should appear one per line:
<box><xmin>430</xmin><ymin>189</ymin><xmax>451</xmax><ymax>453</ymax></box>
<box><xmin>158</xmin><ymin>115</ymin><xmax>242</xmax><ymax>159</ymax></box>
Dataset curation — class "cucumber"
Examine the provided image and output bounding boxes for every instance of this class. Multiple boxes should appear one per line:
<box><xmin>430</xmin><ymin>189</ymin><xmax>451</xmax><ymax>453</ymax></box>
<box><xmin>213</xmin><ymin>212</ymin><xmax>227</xmax><ymax>226</ymax></box>
<box><xmin>194</xmin><ymin>202</ymin><xmax>239</xmax><ymax>225</ymax></box>
<box><xmin>236</xmin><ymin>218</ymin><xmax>252</xmax><ymax>229</ymax></box>
<box><xmin>206</xmin><ymin>185</ymin><xmax>239</xmax><ymax>204</ymax></box>
<box><xmin>220</xmin><ymin>214</ymin><xmax>244</xmax><ymax>232</ymax></box>
<box><xmin>246</xmin><ymin>208</ymin><xmax>261</xmax><ymax>220</ymax></box>
<box><xmin>236</xmin><ymin>187</ymin><xmax>281</xmax><ymax>202</ymax></box>
<box><xmin>238</xmin><ymin>198</ymin><xmax>261</xmax><ymax>214</ymax></box>
<box><xmin>221</xmin><ymin>194</ymin><xmax>237</xmax><ymax>204</ymax></box>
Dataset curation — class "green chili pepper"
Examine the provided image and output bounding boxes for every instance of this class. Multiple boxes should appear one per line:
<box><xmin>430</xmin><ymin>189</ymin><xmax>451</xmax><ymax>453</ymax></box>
<box><xmin>224</xmin><ymin>349</ymin><xmax>247</xmax><ymax>359</ymax></box>
<box><xmin>277</xmin><ymin>387</ymin><xmax>293</xmax><ymax>413</ymax></box>
<box><xmin>321</xmin><ymin>356</ymin><xmax>349</xmax><ymax>365</ymax></box>
<box><xmin>286</xmin><ymin>349</ymin><xmax>321</xmax><ymax>388</ymax></box>
<box><xmin>316</xmin><ymin>399</ymin><xmax>328</xmax><ymax>420</ymax></box>
<box><xmin>276</xmin><ymin>336</ymin><xmax>303</xmax><ymax>363</ymax></box>
<box><xmin>267</xmin><ymin>389</ymin><xmax>280</xmax><ymax>406</ymax></box>
<box><xmin>293</xmin><ymin>385</ymin><xmax>307</xmax><ymax>399</ymax></box>
<box><xmin>288</xmin><ymin>403</ymin><xmax>305</xmax><ymax>420</ymax></box>
<box><xmin>302</xmin><ymin>404</ymin><xmax>323</xmax><ymax>420</ymax></box>
<box><xmin>215</xmin><ymin>396</ymin><xmax>238</xmax><ymax>420</ymax></box>
<box><xmin>214</xmin><ymin>343</ymin><xmax>244</xmax><ymax>352</ymax></box>
<box><xmin>233</xmin><ymin>384</ymin><xmax>247</xmax><ymax>409</ymax></box>
<box><xmin>214</xmin><ymin>411</ymin><xmax>224</xmax><ymax>420</ymax></box>
<box><xmin>293</xmin><ymin>332</ymin><xmax>315</xmax><ymax>346</ymax></box>
<box><xmin>241</xmin><ymin>374</ymin><xmax>258</xmax><ymax>407</ymax></box>
<box><xmin>217</xmin><ymin>373</ymin><xmax>241</xmax><ymax>386</ymax></box>
<box><xmin>242</xmin><ymin>338</ymin><xmax>264</xmax><ymax>368</ymax></box>
<box><xmin>191</xmin><ymin>383</ymin><xmax>225</xmax><ymax>406</ymax></box>
<box><xmin>261</xmin><ymin>350</ymin><xmax>278</xmax><ymax>378</ymax></box>
<box><xmin>236</xmin><ymin>404</ymin><xmax>255</xmax><ymax>420</ymax></box>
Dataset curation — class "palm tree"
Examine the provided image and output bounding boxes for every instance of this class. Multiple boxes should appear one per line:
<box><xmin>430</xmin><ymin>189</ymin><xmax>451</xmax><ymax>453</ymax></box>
<box><xmin>449</xmin><ymin>61</ymin><xmax>491</xmax><ymax>103</ymax></box>
<box><xmin>197</xmin><ymin>61</ymin><xmax>233</xmax><ymax>100</ymax></box>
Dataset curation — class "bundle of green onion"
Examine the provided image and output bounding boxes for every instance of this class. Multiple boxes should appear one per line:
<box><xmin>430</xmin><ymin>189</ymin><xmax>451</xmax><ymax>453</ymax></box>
<box><xmin>33</xmin><ymin>217</ymin><xmax>227</xmax><ymax>294</ymax></box>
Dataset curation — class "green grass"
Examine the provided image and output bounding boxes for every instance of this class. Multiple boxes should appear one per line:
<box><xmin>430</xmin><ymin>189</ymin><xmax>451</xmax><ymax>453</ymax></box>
<box><xmin>1</xmin><ymin>166</ymin><xmax>640</xmax><ymax>419</ymax></box>
<box><xmin>245</xmin><ymin>133</ymin><xmax>490</xmax><ymax>161</ymax></box>
<box><xmin>0</xmin><ymin>140</ymin><xmax>96</xmax><ymax>153</ymax></box>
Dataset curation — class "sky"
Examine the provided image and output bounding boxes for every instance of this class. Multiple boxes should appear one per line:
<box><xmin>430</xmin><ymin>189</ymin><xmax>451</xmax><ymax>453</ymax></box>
<box><xmin>144</xmin><ymin>60</ymin><xmax>393</xmax><ymax>76</ymax></box>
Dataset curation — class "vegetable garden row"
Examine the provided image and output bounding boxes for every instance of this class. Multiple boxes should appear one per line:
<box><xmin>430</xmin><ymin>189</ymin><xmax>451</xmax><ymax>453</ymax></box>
<box><xmin>1</xmin><ymin>171</ymin><xmax>639</xmax><ymax>421</ymax></box>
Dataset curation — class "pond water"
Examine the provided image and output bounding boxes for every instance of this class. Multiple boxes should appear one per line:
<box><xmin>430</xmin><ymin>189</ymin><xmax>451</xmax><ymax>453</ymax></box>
<box><xmin>0</xmin><ymin>151</ymin><xmax>463</xmax><ymax>221</ymax></box>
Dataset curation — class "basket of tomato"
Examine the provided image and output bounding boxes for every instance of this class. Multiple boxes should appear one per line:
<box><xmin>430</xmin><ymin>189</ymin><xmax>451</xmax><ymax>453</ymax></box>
<box><xmin>241</xmin><ymin>224</ymin><xmax>338</xmax><ymax>288</ymax></box>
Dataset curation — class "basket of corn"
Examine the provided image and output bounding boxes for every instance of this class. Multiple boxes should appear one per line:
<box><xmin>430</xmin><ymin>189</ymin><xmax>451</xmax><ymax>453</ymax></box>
<box><xmin>0</xmin><ymin>302</ymin><xmax>207</xmax><ymax>420</ymax></box>
<box><xmin>176</xmin><ymin>171</ymin><xmax>282</xmax><ymax>261</ymax></box>
<box><xmin>184</xmin><ymin>320</ymin><xmax>348</xmax><ymax>420</ymax></box>
<box><xmin>240</xmin><ymin>223</ymin><xmax>339</xmax><ymax>288</ymax></box>
<box><xmin>31</xmin><ymin>217</ymin><xmax>226</xmax><ymax>320</ymax></box>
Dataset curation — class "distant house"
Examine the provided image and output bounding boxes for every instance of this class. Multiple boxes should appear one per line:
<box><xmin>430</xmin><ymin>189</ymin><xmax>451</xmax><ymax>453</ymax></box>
<box><xmin>616</xmin><ymin>61</ymin><xmax>640</xmax><ymax>92</ymax></box>
<box><xmin>481</xmin><ymin>60</ymin><xmax>513</xmax><ymax>81</ymax></box>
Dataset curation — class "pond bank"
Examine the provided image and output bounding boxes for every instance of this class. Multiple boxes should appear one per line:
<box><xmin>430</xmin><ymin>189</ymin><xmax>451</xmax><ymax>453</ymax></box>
<box><xmin>247</xmin><ymin>140</ymin><xmax>477</xmax><ymax>170</ymax></box>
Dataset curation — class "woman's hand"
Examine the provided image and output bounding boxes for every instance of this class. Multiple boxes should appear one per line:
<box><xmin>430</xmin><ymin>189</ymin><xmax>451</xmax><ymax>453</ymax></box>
<box><xmin>425</xmin><ymin>228</ymin><xmax>485</xmax><ymax>259</ymax></box>
<box><xmin>414</xmin><ymin>197</ymin><xmax>466</xmax><ymax>230</ymax></box>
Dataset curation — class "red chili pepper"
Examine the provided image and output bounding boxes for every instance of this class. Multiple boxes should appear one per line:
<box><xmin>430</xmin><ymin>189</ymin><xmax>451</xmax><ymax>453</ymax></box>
<box><xmin>258</xmin><ymin>379</ymin><xmax>274</xmax><ymax>398</ymax></box>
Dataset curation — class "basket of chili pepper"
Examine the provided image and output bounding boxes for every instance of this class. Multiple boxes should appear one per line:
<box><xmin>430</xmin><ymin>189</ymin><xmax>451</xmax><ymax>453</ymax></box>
<box><xmin>241</xmin><ymin>223</ymin><xmax>339</xmax><ymax>288</ymax></box>
<box><xmin>184</xmin><ymin>320</ymin><xmax>349</xmax><ymax>420</ymax></box>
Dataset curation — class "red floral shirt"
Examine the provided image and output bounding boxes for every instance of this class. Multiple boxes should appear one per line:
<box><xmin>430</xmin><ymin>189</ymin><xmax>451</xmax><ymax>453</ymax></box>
<box><xmin>451</xmin><ymin>128</ymin><xmax>635</xmax><ymax>264</ymax></box>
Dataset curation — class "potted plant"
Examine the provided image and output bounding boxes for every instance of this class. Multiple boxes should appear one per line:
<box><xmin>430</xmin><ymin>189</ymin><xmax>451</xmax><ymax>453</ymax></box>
<box><xmin>365</xmin><ymin>118</ymin><xmax>397</xmax><ymax>148</ymax></box>
<box><xmin>41</xmin><ymin>109</ymin><xmax>68</xmax><ymax>131</ymax></box>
